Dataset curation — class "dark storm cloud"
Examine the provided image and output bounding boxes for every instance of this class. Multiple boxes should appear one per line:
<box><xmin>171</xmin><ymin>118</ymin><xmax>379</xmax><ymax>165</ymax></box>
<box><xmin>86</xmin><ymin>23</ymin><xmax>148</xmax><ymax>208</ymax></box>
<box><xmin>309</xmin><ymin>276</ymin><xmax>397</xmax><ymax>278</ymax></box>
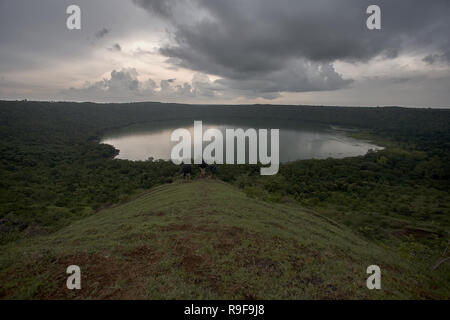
<box><xmin>134</xmin><ymin>0</ymin><xmax>450</xmax><ymax>97</ymax></box>
<box><xmin>1</xmin><ymin>0</ymin><xmax>449</xmax><ymax>104</ymax></box>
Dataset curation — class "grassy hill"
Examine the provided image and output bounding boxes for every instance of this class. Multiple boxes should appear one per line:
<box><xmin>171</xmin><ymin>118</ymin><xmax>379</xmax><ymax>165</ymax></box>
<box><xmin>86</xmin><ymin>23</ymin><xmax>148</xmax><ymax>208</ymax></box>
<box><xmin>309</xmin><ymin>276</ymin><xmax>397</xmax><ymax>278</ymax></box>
<box><xmin>0</xmin><ymin>179</ymin><xmax>448</xmax><ymax>299</ymax></box>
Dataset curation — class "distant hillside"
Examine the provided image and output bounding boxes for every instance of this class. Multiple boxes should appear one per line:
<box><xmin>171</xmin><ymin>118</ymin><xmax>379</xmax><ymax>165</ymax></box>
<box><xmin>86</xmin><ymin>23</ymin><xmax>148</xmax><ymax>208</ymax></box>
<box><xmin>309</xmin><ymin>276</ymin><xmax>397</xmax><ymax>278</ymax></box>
<box><xmin>1</xmin><ymin>180</ymin><xmax>447</xmax><ymax>299</ymax></box>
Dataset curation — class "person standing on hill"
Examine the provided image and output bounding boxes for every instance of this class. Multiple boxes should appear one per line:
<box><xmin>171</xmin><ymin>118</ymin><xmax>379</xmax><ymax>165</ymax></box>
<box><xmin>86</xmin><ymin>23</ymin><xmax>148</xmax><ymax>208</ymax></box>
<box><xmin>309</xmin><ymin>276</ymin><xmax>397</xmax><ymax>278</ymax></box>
<box><xmin>182</xmin><ymin>162</ymin><xmax>192</xmax><ymax>182</ymax></box>
<box><xmin>199</xmin><ymin>160</ymin><xmax>207</xmax><ymax>178</ymax></box>
<box><xmin>210</xmin><ymin>162</ymin><xmax>217</xmax><ymax>179</ymax></box>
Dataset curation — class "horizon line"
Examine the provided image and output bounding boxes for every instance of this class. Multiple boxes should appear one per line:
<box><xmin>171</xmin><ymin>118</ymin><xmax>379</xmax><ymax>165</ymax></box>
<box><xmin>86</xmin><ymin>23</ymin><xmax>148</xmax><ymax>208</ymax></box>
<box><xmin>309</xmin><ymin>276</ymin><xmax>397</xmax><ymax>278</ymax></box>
<box><xmin>1</xmin><ymin>98</ymin><xmax>449</xmax><ymax>110</ymax></box>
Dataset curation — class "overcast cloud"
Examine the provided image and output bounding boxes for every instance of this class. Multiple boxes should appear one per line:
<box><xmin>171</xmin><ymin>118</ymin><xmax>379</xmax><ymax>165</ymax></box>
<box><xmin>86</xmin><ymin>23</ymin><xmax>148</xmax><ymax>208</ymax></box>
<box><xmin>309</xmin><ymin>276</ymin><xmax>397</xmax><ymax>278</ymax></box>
<box><xmin>0</xmin><ymin>0</ymin><xmax>449</xmax><ymax>106</ymax></box>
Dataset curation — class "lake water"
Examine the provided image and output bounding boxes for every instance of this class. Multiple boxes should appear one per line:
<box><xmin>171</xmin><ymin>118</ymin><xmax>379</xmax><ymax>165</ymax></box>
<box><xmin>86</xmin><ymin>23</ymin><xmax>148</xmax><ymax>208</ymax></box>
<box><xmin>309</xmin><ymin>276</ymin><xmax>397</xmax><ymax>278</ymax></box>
<box><xmin>101</xmin><ymin>118</ymin><xmax>382</xmax><ymax>162</ymax></box>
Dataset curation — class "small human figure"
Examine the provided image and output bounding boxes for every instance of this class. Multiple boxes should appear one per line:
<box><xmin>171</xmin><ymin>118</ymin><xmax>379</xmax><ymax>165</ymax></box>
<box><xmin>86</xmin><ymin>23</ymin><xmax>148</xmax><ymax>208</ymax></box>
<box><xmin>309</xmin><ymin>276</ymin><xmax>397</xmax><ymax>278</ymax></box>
<box><xmin>182</xmin><ymin>162</ymin><xmax>192</xmax><ymax>182</ymax></box>
<box><xmin>210</xmin><ymin>162</ymin><xmax>217</xmax><ymax>179</ymax></box>
<box><xmin>199</xmin><ymin>160</ymin><xmax>207</xmax><ymax>178</ymax></box>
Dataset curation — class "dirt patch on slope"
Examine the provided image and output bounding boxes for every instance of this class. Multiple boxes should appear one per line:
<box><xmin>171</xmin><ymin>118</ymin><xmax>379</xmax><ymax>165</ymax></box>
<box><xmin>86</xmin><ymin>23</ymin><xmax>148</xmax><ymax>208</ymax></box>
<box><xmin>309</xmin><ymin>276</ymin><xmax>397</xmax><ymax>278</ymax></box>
<box><xmin>393</xmin><ymin>227</ymin><xmax>441</xmax><ymax>239</ymax></box>
<box><xmin>1</xmin><ymin>245</ymin><xmax>163</xmax><ymax>299</ymax></box>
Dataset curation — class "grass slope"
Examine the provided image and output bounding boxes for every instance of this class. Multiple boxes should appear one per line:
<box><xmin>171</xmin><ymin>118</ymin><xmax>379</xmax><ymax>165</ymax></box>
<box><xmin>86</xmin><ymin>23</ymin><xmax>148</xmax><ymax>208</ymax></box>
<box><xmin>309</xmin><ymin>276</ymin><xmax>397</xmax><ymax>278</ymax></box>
<box><xmin>0</xmin><ymin>180</ymin><xmax>448</xmax><ymax>299</ymax></box>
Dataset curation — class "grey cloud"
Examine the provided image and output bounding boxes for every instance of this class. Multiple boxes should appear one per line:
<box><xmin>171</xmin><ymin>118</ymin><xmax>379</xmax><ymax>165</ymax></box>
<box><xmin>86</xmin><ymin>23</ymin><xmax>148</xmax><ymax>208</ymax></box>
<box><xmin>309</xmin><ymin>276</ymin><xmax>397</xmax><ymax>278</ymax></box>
<box><xmin>150</xmin><ymin>0</ymin><xmax>450</xmax><ymax>63</ymax></box>
<box><xmin>132</xmin><ymin>0</ymin><xmax>174</xmax><ymax>18</ymax></box>
<box><xmin>423</xmin><ymin>55</ymin><xmax>437</xmax><ymax>65</ymax></box>
<box><xmin>103</xmin><ymin>68</ymin><xmax>140</xmax><ymax>92</ymax></box>
<box><xmin>0</xmin><ymin>1</ymin><xmax>160</xmax><ymax>74</ymax></box>
<box><xmin>64</xmin><ymin>68</ymin><xmax>149</xmax><ymax>102</ymax></box>
<box><xmin>108</xmin><ymin>43</ymin><xmax>122</xmax><ymax>52</ymax></box>
<box><xmin>215</xmin><ymin>60</ymin><xmax>352</xmax><ymax>96</ymax></box>
<box><xmin>63</xmin><ymin>68</ymin><xmax>227</xmax><ymax>102</ymax></box>
<box><xmin>95</xmin><ymin>28</ymin><xmax>110</xmax><ymax>39</ymax></box>
<box><xmin>133</xmin><ymin>48</ymin><xmax>155</xmax><ymax>56</ymax></box>
<box><xmin>423</xmin><ymin>53</ymin><xmax>450</xmax><ymax>65</ymax></box>
<box><xmin>134</xmin><ymin>0</ymin><xmax>450</xmax><ymax>98</ymax></box>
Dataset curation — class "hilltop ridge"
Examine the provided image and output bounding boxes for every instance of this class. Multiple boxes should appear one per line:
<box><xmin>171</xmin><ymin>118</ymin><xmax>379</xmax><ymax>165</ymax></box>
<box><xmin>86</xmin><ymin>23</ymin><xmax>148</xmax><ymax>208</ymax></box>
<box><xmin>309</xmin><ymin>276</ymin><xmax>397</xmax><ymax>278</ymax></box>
<box><xmin>0</xmin><ymin>179</ymin><xmax>447</xmax><ymax>299</ymax></box>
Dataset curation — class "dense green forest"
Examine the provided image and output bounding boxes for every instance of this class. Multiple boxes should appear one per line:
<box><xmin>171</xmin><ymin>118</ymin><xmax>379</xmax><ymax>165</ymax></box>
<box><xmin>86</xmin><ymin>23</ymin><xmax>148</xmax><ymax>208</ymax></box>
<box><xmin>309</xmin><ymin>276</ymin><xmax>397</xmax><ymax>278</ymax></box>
<box><xmin>0</xmin><ymin>100</ymin><xmax>449</xmax><ymax>264</ymax></box>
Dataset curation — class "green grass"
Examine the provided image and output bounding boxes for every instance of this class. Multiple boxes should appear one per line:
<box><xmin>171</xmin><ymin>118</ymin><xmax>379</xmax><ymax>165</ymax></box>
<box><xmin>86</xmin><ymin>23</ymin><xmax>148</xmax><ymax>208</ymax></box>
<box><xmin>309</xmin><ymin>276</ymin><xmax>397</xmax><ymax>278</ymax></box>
<box><xmin>0</xmin><ymin>179</ymin><xmax>448</xmax><ymax>299</ymax></box>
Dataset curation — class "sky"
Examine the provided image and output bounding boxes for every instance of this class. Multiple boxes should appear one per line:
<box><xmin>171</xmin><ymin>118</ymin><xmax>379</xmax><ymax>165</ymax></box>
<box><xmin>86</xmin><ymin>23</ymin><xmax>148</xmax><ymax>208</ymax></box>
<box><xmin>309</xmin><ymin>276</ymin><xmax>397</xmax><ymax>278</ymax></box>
<box><xmin>0</xmin><ymin>0</ymin><xmax>449</xmax><ymax>107</ymax></box>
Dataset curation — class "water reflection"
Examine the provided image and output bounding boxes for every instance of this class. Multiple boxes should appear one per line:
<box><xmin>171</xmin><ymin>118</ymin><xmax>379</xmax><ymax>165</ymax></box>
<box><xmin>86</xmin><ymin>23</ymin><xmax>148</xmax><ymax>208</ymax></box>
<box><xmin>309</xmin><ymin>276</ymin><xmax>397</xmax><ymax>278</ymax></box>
<box><xmin>101</xmin><ymin>118</ymin><xmax>382</xmax><ymax>162</ymax></box>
